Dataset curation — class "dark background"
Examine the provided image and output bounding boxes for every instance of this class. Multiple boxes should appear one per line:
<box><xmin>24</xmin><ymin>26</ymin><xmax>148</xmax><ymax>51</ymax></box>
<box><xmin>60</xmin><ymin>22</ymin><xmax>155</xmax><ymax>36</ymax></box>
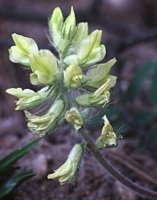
<box><xmin>1</xmin><ymin>0</ymin><xmax>157</xmax><ymax>199</ymax></box>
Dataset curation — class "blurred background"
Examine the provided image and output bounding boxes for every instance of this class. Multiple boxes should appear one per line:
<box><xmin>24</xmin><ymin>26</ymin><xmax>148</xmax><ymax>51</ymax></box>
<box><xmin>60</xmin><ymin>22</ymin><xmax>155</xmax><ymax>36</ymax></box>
<box><xmin>1</xmin><ymin>0</ymin><xmax>157</xmax><ymax>199</ymax></box>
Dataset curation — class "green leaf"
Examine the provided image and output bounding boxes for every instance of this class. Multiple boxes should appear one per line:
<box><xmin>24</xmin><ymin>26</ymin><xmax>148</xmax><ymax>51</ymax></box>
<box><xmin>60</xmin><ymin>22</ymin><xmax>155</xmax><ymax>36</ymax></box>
<box><xmin>135</xmin><ymin>141</ymin><xmax>146</xmax><ymax>152</ymax></box>
<box><xmin>149</xmin><ymin>126</ymin><xmax>157</xmax><ymax>141</ymax></box>
<box><xmin>149</xmin><ymin>64</ymin><xmax>157</xmax><ymax>106</ymax></box>
<box><xmin>0</xmin><ymin>138</ymin><xmax>40</xmax><ymax>175</ymax></box>
<box><xmin>136</xmin><ymin>126</ymin><xmax>157</xmax><ymax>152</ymax></box>
<box><xmin>126</xmin><ymin>60</ymin><xmax>157</xmax><ymax>102</ymax></box>
<box><xmin>0</xmin><ymin>172</ymin><xmax>34</xmax><ymax>198</ymax></box>
<box><xmin>133</xmin><ymin>110</ymin><xmax>157</xmax><ymax>125</ymax></box>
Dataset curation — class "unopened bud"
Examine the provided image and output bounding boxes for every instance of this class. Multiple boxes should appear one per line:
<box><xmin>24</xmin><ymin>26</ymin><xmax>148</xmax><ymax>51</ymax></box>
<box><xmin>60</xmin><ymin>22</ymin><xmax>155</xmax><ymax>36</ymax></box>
<box><xmin>47</xmin><ymin>144</ymin><xmax>83</xmax><ymax>185</ymax></box>
<box><xmin>65</xmin><ymin>107</ymin><xmax>83</xmax><ymax>130</ymax></box>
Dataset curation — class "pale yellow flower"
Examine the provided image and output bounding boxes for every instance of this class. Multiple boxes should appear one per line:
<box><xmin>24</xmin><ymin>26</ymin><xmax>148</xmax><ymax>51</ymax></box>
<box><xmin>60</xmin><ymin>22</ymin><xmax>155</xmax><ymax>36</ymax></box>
<box><xmin>47</xmin><ymin>144</ymin><xmax>83</xmax><ymax>185</ymax></box>
<box><xmin>65</xmin><ymin>107</ymin><xmax>83</xmax><ymax>130</ymax></box>
<box><xmin>9</xmin><ymin>33</ymin><xmax>38</xmax><ymax>66</ymax></box>
<box><xmin>6</xmin><ymin>87</ymin><xmax>50</xmax><ymax>110</ymax></box>
<box><xmin>29</xmin><ymin>50</ymin><xmax>58</xmax><ymax>85</ymax></box>
<box><xmin>96</xmin><ymin>115</ymin><xmax>117</xmax><ymax>148</ymax></box>
<box><xmin>64</xmin><ymin>64</ymin><xmax>84</xmax><ymax>88</ymax></box>
<box><xmin>25</xmin><ymin>100</ymin><xmax>64</xmax><ymax>137</ymax></box>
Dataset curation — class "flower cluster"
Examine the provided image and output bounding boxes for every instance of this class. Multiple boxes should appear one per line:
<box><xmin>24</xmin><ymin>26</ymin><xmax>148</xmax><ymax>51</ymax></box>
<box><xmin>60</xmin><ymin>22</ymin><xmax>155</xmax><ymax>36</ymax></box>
<box><xmin>7</xmin><ymin>7</ymin><xmax>118</xmax><ymax>185</ymax></box>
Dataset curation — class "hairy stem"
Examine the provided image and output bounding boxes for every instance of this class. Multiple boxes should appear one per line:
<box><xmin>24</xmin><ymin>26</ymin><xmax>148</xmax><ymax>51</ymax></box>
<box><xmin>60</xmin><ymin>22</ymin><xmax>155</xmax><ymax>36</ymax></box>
<box><xmin>80</xmin><ymin>128</ymin><xmax>157</xmax><ymax>199</ymax></box>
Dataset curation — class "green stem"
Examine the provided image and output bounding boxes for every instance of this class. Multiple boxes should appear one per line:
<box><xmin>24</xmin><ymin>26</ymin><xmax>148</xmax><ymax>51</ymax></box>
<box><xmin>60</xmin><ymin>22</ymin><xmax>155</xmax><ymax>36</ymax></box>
<box><xmin>79</xmin><ymin>128</ymin><xmax>157</xmax><ymax>199</ymax></box>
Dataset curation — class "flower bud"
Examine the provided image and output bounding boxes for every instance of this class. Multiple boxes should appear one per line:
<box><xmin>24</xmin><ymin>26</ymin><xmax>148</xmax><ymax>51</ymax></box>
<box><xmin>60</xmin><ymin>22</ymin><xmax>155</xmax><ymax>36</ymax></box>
<box><xmin>63</xmin><ymin>23</ymin><xmax>88</xmax><ymax>62</ymax></box>
<box><xmin>25</xmin><ymin>99</ymin><xmax>64</xmax><ymax>137</ymax></box>
<box><xmin>9</xmin><ymin>33</ymin><xmax>38</xmax><ymax>66</ymax></box>
<box><xmin>64</xmin><ymin>30</ymin><xmax>106</xmax><ymax>67</ymax></box>
<box><xmin>85</xmin><ymin>44</ymin><xmax>105</xmax><ymax>66</ymax></box>
<box><xmin>60</xmin><ymin>7</ymin><xmax>76</xmax><ymax>54</ymax></box>
<box><xmin>47</xmin><ymin>144</ymin><xmax>83</xmax><ymax>185</ymax></box>
<box><xmin>62</xmin><ymin>7</ymin><xmax>76</xmax><ymax>41</ymax></box>
<box><xmin>29</xmin><ymin>50</ymin><xmax>58</xmax><ymax>85</ymax></box>
<box><xmin>6</xmin><ymin>87</ymin><xmax>50</xmax><ymax>110</ymax></box>
<box><xmin>77</xmin><ymin>30</ymin><xmax>102</xmax><ymax>64</ymax></box>
<box><xmin>64</xmin><ymin>64</ymin><xmax>84</xmax><ymax>88</ymax></box>
<box><xmin>86</xmin><ymin>58</ymin><xmax>116</xmax><ymax>88</ymax></box>
<box><xmin>65</xmin><ymin>107</ymin><xmax>83</xmax><ymax>130</ymax></box>
<box><xmin>96</xmin><ymin>115</ymin><xmax>117</xmax><ymax>148</ymax></box>
<box><xmin>72</xmin><ymin>22</ymin><xmax>88</xmax><ymax>49</ymax></box>
<box><xmin>49</xmin><ymin>7</ymin><xmax>63</xmax><ymax>49</ymax></box>
<box><xmin>49</xmin><ymin>7</ymin><xmax>76</xmax><ymax>55</ymax></box>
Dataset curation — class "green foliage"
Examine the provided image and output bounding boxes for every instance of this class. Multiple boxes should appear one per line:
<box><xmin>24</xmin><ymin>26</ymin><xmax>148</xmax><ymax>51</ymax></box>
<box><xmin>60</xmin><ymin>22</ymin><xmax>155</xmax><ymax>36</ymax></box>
<box><xmin>133</xmin><ymin>110</ymin><xmax>157</xmax><ymax>125</ymax></box>
<box><xmin>126</xmin><ymin>59</ymin><xmax>157</xmax><ymax>141</ymax></box>
<box><xmin>0</xmin><ymin>139</ymin><xmax>39</xmax><ymax>198</ymax></box>
<box><xmin>0</xmin><ymin>172</ymin><xmax>34</xmax><ymax>199</ymax></box>
<box><xmin>0</xmin><ymin>138</ymin><xmax>40</xmax><ymax>174</ymax></box>
<box><xmin>149</xmin><ymin>126</ymin><xmax>157</xmax><ymax>141</ymax></box>
<box><xmin>149</xmin><ymin>65</ymin><xmax>157</xmax><ymax>106</ymax></box>
<box><xmin>121</xmin><ymin>59</ymin><xmax>157</xmax><ymax>150</ymax></box>
<box><xmin>126</xmin><ymin>60</ymin><xmax>157</xmax><ymax>102</ymax></box>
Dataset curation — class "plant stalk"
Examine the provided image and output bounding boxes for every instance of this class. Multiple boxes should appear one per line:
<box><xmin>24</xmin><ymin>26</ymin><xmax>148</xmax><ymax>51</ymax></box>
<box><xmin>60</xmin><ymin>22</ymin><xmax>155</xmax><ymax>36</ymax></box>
<box><xmin>80</xmin><ymin>128</ymin><xmax>157</xmax><ymax>199</ymax></box>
